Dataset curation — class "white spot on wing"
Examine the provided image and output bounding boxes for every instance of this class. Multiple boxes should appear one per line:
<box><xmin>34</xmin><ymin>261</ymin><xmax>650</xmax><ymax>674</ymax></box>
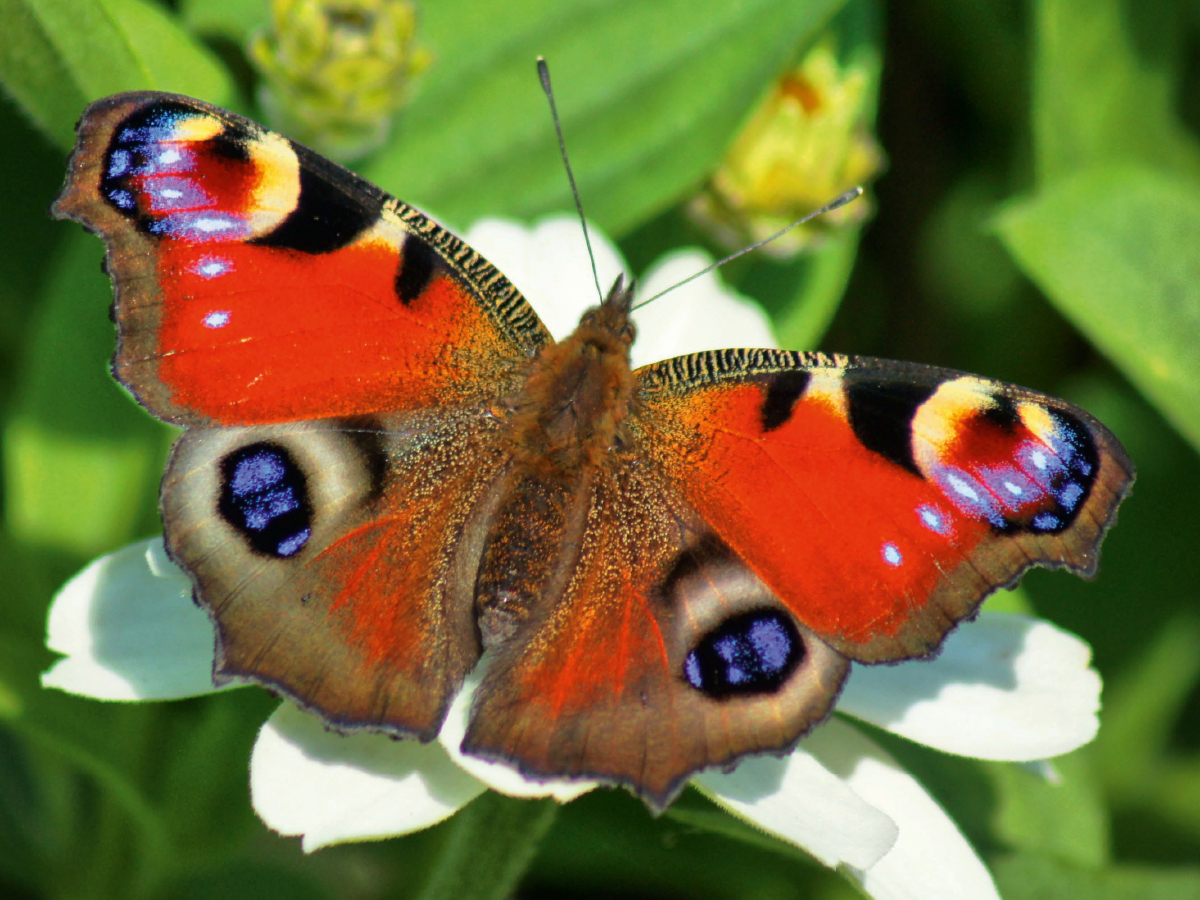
<box><xmin>193</xmin><ymin>217</ymin><xmax>235</xmax><ymax>233</ymax></box>
<box><xmin>882</xmin><ymin>543</ymin><xmax>902</xmax><ymax>566</ymax></box>
<box><xmin>203</xmin><ymin>310</ymin><xmax>231</xmax><ymax>329</ymax></box>
<box><xmin>918</xmin><ymin>505</ymin><xmax>947</xmax><ymax>534</ymax></box>
<box><xmin>946</xmin><ymin>472</ymin><xmax>979</xmax><ymax>501</ymax></box>
<box><xmin>193</xmin><ymin>257</ymin><xmax>232</xmax><ymax>278</ymax></box>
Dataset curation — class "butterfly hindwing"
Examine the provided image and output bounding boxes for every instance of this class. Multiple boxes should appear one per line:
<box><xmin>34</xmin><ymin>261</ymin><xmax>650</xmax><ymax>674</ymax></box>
<box><xmin>162</xmin><ymin>409</ymin><xmax>511</xmax><ymax>738</ymax></box>
<box><xmin>633</xmin><ymin>351</ymin><xmax>1134</xmax><ymax>662</ymax></box>
<box><xmin>52</xmin><ymin>92</ymin><xmax>550</xmax><ymax>426</ymax></box>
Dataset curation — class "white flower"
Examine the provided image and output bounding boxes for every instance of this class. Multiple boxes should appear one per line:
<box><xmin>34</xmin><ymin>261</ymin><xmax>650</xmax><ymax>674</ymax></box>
<box><xmin>42</xmin><ymin>216</ymin><xmax>1102</xmax><ymax>898</ymax></box>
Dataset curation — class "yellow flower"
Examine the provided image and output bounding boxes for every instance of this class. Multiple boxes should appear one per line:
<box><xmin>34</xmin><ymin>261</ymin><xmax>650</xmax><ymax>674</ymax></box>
<box><xmin>249</xmin><ymin>0</ymin><xmax>431</xmax><ymax>161</ymax></box>
<box><xmin>691</xmin><ymin>42</ymin><xmax>884</xmax><ymax>257</ymax></box>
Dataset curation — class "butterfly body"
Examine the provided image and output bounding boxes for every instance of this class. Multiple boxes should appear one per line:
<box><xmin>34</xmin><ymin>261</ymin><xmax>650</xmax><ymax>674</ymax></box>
<box><xmin>476</xmin><ymin>278</ymin><xmax>637</xmax><ymax>646</ymax></box>
<box><xmin>53</xmin><ymin>91</ymin><xmax>1134</xmax><ymax>810</ymax></box>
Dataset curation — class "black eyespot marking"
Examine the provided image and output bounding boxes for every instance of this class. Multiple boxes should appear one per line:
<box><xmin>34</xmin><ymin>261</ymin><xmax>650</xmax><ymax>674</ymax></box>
<box><xmin>684</xmin><ymin>609</ymin><xmax>804</xmax><ymax>699</ymax></box>
<box><xmin>846</xmin><ymin>378</ymin><xmax>940</xmax><ymax>477</ymax></box>
<box><xmin>218</xmin><ymin>443</ymin><xmax>313</xmax><ymax>558</ymax></box>
<box><xmin>760</xmin><ymin>371</ymin><xmax>811</xmax><ymax>432</ymax></box>
<box><xmin>1018</xmin><ymin>407</ymin><xmax>1101</xmax><ymax>534</ymax></box>
<box><xmin>1031</xmin><ymin>512</ymin><xmax>1062</xmax><ymax>532</ymax></box>
<box><xmin>254</xmin><ymin>145</ymin><xmax>382</xmax><ymax>253</ymax></box>
<box><xmin>1055</xmin><ymin>409</ymin><xmax>1101</xmax><ymax>482</ymax></box>
<box><xmin>101</xmin><ymin>101</ymin><xmax>227</xmax><ymax>225</ymax></box>
<box><xmin>395</xmin><ymin>233</ymin><xmax>439</xmax><ymax>306</ymax></box>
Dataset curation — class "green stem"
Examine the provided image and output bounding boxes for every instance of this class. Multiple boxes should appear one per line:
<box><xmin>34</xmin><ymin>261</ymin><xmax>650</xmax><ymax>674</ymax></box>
<box><xmin>413</xmin><ymin>792</ymin><xmax>559</xmax><ymax>900</ymax></box>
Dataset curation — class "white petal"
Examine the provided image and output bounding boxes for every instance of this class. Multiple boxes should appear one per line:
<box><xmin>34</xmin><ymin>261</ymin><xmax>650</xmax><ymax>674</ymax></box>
<box><xmin>463</xmin><ymin>219</ymin><xmax>776</xmax><ymax>371</ymax></box>
<box><xmin>632</xmin><ymin>249</ymin><xmax>778</xmax><ymax>368</ymax></box>
<box><xmin>42</xmin><ymin>537</ymin><xmax>221</xmax><ymax>700</ymax></box>
<box><xmin>143</xmin><ymin>537</ymin><xmax>182</xmax><ymax>578</ymax></box>
<box><xmin>251</xmin><ymin>703</ymin><xmax>486</xmax><ymax>852</ymax></box>
<box><xmin>693</xmin><ymin>737</ymin><xmax>898</xmax><ymax>870</ymax></box>
<box><xmin>465</xmin><ymin>215</ymin><xmax>626</xmax><ymax>340</ymax></box>
<box><xmin>839</xmin><ymin>613</ymin><xmax>1100</xmax><ymax>760</ymax></box>
<box><xmin>437</xmin><ymin>668</ymin><xmax>598</xmax><ymax>802</ymax></box>
<box><xmin>807</xmin><ymin>719</ymin><xmax>1000</xmax><ymax>900</ymax></box>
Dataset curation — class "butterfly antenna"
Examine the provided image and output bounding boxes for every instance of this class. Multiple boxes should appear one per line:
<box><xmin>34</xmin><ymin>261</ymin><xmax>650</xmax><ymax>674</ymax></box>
<box><xmin>538</xmin><ymin>57</ymin><xmax>604</xmax><ymax>303</ymax></box>
<box><xmin>629</xmin><ymin>187</ymin><xmax>864</xmax><ymax>311</ymax></box>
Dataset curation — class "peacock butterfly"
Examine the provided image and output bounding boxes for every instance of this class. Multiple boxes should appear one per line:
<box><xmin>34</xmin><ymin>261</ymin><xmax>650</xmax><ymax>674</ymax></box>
<box><xmin>52</xmin><ymin>91</ymin><xmax>1133</xmax><ymax>811</ymax></box>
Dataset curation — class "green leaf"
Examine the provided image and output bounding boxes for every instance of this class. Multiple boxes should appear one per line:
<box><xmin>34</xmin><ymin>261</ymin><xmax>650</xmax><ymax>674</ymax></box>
<box><xmin>0</xmin><ymin>0</ymin><xmax>142</xmax><ymax>147</ymax></box>
<box><xmin>414</xmin><ymin>793</ymin><xmax>558</xmax><ymax>900</ymax></box>
<box><xmin>1101</xmin><ymin>616</ymin><xmax>1200</xmax><ymax>802</ymax></box>
<box><xmin>178</xmin><ymin>0</ymin><xmax>267</xmax><ymax>43</ymax></box>
<box><xmin>4</xmin><ymin>230</ymin><xmax>167</xmax><ymax>554</ymax></box>
<box><xmin>0</xmin><ymin>0</ymin><xmax>233</xmax><ymax>149</ymax></box>
<box><xmin>361</xmin><ymin>0</ymin><xmax>848</xmax><ymax>234</ymax></box>
<box><xmin>3</xmin><ymin>416</ymin><xmax>159</xmax><ymax>556</ymax></box>
<box><xmin>1030</xmin><ymin>0</ymin><xmax>1200</xmax><ymax>183</ymax></box>
<box><xmin>0</xmin><ymin>628</ymin><xmax>173</xmax><ymax>899</ymax></box>
<box><xmin>99</xmin><ymin>0</ymin><xmax>234</xmax><ymax>105</ymax></box>
<box><xmin>994</xmin><ymin>165</ymin><xmax>1200</xmax><ymax>453</ymax></box>
<box><xmin>161</xmin><ymin>863</ymin><xmax>333</xmax><ymax>900</ymax></box>
<box><xmin>153</xmin><ymin>692</ymin><xmax>278</xmax><ymax>861</ymax></box>
<box><xmin>755</xmin><ymin>226</ymin><xmax>863</xmax><ymax>350</ymax></box>
<box><xmin>1098</xmin><ymin>615</ymin><xmax>1200</xmax><ymax>842</ymax></box>
<box><xmin>994</xmin><ymin>852</ymin><xmax>1200</xmax><ymax>900</ymax></box>
<box><xmin>987</xmin><ymin>752</ymin><xmax>1109</xmax><ymax>868</ymax></box>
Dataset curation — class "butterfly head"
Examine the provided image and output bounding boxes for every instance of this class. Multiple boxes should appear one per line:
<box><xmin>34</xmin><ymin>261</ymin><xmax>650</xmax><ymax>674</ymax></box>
<box><xmin>575</xmin><ymin>275</ymin><xmax>637</xmax><ymax>352</ymax></box>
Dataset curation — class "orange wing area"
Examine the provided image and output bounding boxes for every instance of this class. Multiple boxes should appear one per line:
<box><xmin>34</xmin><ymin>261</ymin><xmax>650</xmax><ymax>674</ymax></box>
<box><xmin>52</xmin><ymin>92</ymin><xmax>548</xmax><ymax>427</ymax></box>
<box><xmin>462</xmin><ymin>458</ymin><xmax>849</xmax><ymax>810</ymax></box>
<box><xmin>634</xmin><ymin>351</ymin><xmax>1134</xmax><ymax>662</ymax></box>
<box><xmin>162</xmin><ymin>410</ymin><xmax>506</xmax><ymax>739</ymax></box>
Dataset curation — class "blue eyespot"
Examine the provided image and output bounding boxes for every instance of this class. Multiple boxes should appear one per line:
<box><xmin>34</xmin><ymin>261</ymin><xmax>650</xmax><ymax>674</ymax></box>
<box><xmin>218</xmin><ymin>443</ymin><xmax>312</xmax><ymax>558</ymax></box>
<box><xmin>684</xmin><ymin>609</ymin><xmax>804</xmax><ymax>698</ymax></box>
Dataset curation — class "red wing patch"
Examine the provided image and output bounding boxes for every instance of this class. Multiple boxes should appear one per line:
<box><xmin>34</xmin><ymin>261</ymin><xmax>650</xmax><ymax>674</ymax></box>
<box><xmin>52</xmin><ymin>92</ymin><xmax>549</xmax><ymax>427</ymax></box>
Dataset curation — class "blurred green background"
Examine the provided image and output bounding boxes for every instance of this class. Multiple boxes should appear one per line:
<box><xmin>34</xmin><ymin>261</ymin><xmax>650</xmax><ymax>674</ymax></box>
<box><xmin>2</xmin><ymin>0</ymin><xmax>1199</xmax><ymax>897</ymax></box>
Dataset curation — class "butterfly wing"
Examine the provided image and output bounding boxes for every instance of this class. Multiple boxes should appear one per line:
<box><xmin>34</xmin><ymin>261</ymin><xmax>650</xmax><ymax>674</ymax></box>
<box><xmin>52</xmin><ymin>92</ymin><xmax>550</xmax><ymax>426</ymax></box>
<box><xmin>52</xmin><ymin>92</ymin><xmax>552</xmax><ymax>738</ymax></box>
<box><xmin>633</xmin><ymin>350</ymin><xmax>1134</xmax><ymax>662</ymax></box>
<box><xmin>462</xmin><ymin>454</ymin><xmax>850</xmax><ymax>810</ymax></box>
<box><xmin>162</xmin><ymin>411</ymin><xmax>510</xmax><ymax>739</ymax></box>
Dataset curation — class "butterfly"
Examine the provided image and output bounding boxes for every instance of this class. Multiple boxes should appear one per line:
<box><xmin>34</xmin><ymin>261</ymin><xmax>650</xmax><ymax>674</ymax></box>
<box><xmin>52</xmin><ymin>91</ymin><xmax>1134</xmax><ymax>811</ymax></box>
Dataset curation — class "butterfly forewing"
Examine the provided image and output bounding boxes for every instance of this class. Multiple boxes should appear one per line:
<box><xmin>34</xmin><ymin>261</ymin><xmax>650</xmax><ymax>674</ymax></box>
<box><xmin>633</xmin><ymin>351</ymin><xmax>1134</xmax><ymax>662</ymax></box>
<box><xmin>52</xmin><ymin>92</ymin><xmax>549</xmax><ymax>427</ymax></box>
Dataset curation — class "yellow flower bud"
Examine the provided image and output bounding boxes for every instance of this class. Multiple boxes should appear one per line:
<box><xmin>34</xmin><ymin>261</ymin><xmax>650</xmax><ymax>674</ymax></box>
<box><xmin>249</xmin><ymin>0</ymin><xmax>431</xmax><ymax>161</ymax></box>
<box><xmin>690</xmin><ymin>42</ymin><xmax>884</xmax><ymax>258</ymax></box>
